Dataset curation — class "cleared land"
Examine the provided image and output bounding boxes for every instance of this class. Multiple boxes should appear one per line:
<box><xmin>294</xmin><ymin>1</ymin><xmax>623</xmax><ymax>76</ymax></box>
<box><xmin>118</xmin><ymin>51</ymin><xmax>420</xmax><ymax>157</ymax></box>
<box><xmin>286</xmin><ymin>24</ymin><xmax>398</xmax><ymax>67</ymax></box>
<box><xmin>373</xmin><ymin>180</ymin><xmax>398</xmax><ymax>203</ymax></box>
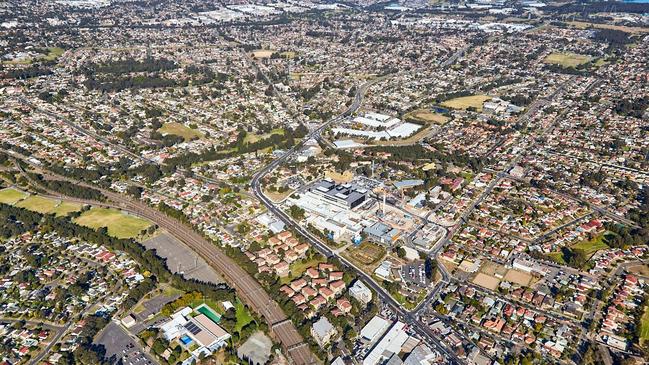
<box><xmin>74</xmin><ymin>207</ymin><xmax>152</xmax><ymax>239</ymax></box>
<box><xmin>441</xmin><ymin>95</ymin><xmax>491</xmax><ymax>111</ymax></box>
<box><xmin>473</xmin><ymin>273</ymin><xmax>500</xmax><ymax>290</ymax></box>
<box><xmin>405</xmin><ymin>109</ymin><xmax>449</xmax><ymax>125</ymax></box>
<box><xmin>543</xmin><ymin>52</ymin><xmax>592</xmax><ymax>68</ymax></box>
<box><xmin>282</xmin><ymin>257</ymin><xmax>325</xmax><ymax>284</ymax></box>
<box><xmin>627</xmin><ymin>264</ymin><xmax>649</xmax><ymax>277</ymax></box>
<box><xmin>504</xmin><ymin>269</ymin><xmax>533</xmax><ymax>287</ymax></box>
<box><xmin>280</xmin><ymin>51</ymin><xmax>296</xmax><ymax>58</ymax></box>
<box><xmin>263</xmin><ymin>189</ymin><xmax>293</xmax><ymax>203</ymax></box>
<box><xmin>568</xmin><ymin>21</ymin><xmax>649</xmax><ymax>34</ymax></box>
<box><xmin>480</xmin><ymin>260</ymin><xmax>508</xmax><ymax>277</ymax></box>
<box><xmin>4</xmin><ymin>47</ymin><xmax>64</xmax><ymax>65</ymax></box>
<box><xmin>440</xmin><ymin>260</ymin><xmax>458</xmax><ymax>274</ymax></box>
<box><xmin>252</xmin><ymin>49</ymin><xmax>275</xmax><ymax>58</ymax></box>
<box><xmin>325</xmin><ymin>170</ymin><xmax>354</xmax><ymax>183</ymax></box>
<box><xmin>0</xmin><ymin>188</ymin><xmax>28</xmax><ymax>204</ymax></box>
<box><xmin>547</xmin><ymin>251</ymin><xmax>567</xmax><ymax>265</ymax></box>
<box><xmin>16</xmin><ymin>195</ymin><xmax>60</xmax><ymax>214</ymax></box>
<box><xmin>43</xmin><ymin>47</ymin><xmax>65</xmax><ymax>61</ymax></box>
<box><xmin>158</xmin><ymin>122</ymin><xmax>203</xmax><ymax>141</ymax></box>
<box><xmin>346</xmin><ymin>241</ymin><xmax>386</xmax><ymax>266</ymax></box>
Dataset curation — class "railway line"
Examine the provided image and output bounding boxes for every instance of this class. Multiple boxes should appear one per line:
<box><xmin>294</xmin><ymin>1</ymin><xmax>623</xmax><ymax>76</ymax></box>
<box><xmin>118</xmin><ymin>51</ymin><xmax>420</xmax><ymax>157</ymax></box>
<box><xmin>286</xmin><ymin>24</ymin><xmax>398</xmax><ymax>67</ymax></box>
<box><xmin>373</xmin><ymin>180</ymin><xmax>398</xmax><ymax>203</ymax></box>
<box><xmin>8</xmin><ymin>160</ymin><xmax>317</xmax><ymax>365</ymax></box>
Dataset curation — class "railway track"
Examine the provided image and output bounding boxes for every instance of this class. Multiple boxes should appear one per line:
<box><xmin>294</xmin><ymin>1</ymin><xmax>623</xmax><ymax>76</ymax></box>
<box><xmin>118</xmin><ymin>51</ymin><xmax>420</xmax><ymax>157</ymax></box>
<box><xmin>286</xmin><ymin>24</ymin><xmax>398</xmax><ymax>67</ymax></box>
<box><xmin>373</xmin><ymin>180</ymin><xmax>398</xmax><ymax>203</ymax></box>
<box><xmin>12</xmin><ymin>164</ymin><xmax>317</xmax><ymax>364</ymax></box>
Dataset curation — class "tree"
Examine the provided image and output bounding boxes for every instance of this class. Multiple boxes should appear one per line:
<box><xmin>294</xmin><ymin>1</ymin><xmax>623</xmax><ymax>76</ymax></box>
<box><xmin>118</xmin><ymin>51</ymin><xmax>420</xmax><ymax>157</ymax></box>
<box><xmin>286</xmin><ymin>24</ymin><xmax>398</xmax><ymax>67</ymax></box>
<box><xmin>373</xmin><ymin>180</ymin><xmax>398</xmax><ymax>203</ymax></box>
<box><xmin>396</xmin><ymin>247</ymin><xmax>406</xmax><ymax>258</ymax></box>
<box><xmin>424</xmin><ymin>257</ymin><xmax>437</xmax><ymax>280</ymax></box>
<box><xmin>152</xmin><ymin>338</ymin><xmax>168</xmax><ymax>355</ymax></box>
<box><xmin>126</xmin><ymin>185</ymin><xmax>143</xmax><ymax>198</ymax></box>
<box><xmin>289</xmin><ymin>205</ymin><xmax>305</xmax><ymax>220</ymax></box>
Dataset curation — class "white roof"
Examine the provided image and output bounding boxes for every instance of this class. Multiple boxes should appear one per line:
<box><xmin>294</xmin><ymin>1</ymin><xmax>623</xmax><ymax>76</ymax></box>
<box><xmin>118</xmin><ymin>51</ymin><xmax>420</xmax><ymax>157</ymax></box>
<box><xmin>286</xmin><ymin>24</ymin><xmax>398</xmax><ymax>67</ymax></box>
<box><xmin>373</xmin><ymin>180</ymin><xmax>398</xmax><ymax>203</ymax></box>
<box><xmin>360</xmin><ymin>316</ymin><xmax>390</xmax><ymax>343</ymax></box>
<box><xmin>363</xmin><ymin>321</ymin><xmax>409</xmax><ymax>365</ymax></box>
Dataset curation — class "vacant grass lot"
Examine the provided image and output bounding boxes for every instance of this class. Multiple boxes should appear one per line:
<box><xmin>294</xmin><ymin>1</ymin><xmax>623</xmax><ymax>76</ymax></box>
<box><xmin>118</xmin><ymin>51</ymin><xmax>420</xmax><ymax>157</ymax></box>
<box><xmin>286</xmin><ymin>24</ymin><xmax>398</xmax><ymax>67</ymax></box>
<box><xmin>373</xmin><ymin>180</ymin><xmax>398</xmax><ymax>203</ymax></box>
<box><xmin>43</xmin><ymin>47</ymin><xmax>65</xmax><ymax>61</ymax></box>
<box><xmin>16</xmin><ymin>195</ymin><xmax>60</xmax><ymax>214</ymax></box>
<box><xmin>3</xmin><ymin>47</ymin><xmax>64</xmax><ymax>65</ymax></box>
<box><xmin>543</xmin><ymin>52</ymin><xmax>592</xmax><ymax>68</ymax></box>
<box><xmin>441</xmin><ymin>95</ymin><xmax>491</xmax><ymax>111</ymax></box>
<box><xmin>405</xmin><ymin>109</ymin><xmax>449</xmax><ymax>125</ymax></box>
<box><xmin>74</xmin><ymin>207</ymin><xmax>152</xmax><ymax>239</ymax></box>
<box><xmin>641</xmin><ymin>306</ymin><xmax>649</xmax><ymax>345</ymax></box>
<box><xmin>0</xmin><ymin>188</ymin><xmax>28</xmax><ymax>204</ymax></box>
<box><xmin>547</xmin><ymin>251</ymin><xmax>567</xmax><ymax>265</ymax></box>
<box><xmin>158</xmin><ymin>122</ymin><xmax>203</xmax><ymax>141</ymax></box>
<box><xmin>281</xmin><ymin>256</ymin><xmax>325</xmax><ymax>284</ymax></box>
<box><xmin>568</xmin><ymin>21</ymin><xmax>649</xmax><ymax>34</ymax></box>
<box><xmin>572</xmin><ymin>232</ymin><xmax>610</xmax><ymax>258</ymax></box>
<box><xmin>234</xmin><ymin>300</ymin><xmax>255</xmax><ymax>333</ymax></box>
<box><xmin>243</xmin><ymin>128</ymin><xmax>285</xmax><ymax>144</ymax></box>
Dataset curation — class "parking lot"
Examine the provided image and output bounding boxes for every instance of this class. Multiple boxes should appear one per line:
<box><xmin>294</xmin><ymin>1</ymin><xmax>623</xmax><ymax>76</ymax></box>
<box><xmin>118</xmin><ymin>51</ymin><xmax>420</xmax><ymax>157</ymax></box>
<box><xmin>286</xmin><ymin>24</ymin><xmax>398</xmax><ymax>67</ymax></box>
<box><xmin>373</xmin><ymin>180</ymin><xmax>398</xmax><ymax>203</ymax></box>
<box><xmin>401</xmin><ymin>261</ymin><xmax>429</xmax><ymax>287</ymax></box>
<box><xmin>143</xmin><ymin>233</ymin><xmax>223</xmax><ymax>284</ymax></box>
<box><xmin>95</xmin><ymin>321</ymin><xmax>155</xmax><ymax>365</ymax></box>
<box><xmin>133</xmin><ymin>293</ymin><xmax>180</xmax><ymax>322</ymax></box>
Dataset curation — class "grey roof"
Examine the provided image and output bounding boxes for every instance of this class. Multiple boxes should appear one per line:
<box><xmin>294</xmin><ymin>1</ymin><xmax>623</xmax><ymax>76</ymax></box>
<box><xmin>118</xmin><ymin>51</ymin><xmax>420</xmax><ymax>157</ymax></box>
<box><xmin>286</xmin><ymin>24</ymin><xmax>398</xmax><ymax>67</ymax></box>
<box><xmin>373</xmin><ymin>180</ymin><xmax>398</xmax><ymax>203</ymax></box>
<box><xmin>385</xmin><ymin>353</ymin><xmax>403</xmax><ymax>365</ymax></box>
<box><xmin>364</xmin><ymin>222</ymin><xmax>391</xmax><ymax>237</ymax></box>
<box><xmin>404</xmin><ymin>344</ymin><xmax>435</xmax><ymax>365</ymax></box>
<box><xmin>312</xmin><ymin>317</ymin><xmax>334</xmax><ymax>338</ymax></box>
<box><xmin>393</xmin><ymin>179</ymin><xmax>424</xmax><ymax>189</ymax></box>
<box><xmin>313</xmin><ymin>180</ymin><xmax>367</xmax><ymax>206</ymax></box>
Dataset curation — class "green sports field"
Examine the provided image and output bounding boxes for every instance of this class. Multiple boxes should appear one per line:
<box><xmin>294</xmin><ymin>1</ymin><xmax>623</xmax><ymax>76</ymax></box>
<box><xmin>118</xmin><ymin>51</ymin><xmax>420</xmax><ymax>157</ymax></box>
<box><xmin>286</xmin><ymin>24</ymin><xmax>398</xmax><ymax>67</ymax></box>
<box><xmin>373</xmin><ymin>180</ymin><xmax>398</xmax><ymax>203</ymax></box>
<box><xmin>74</xmin><ymin>207</ymin><xmax>152</xmax><ymax>239</ymax></box>
<box><xmin>0</xmin><ymin>188</ymin><xmax>28</xmax><ymax>205</ymax></box>
<box><xmin>441</xmin><ymin>95</ymin><xmax>491</xmax><ymax>111</ymax></box>
<box><xmin>16</xmin><ymin>195</ymin><xmax>60</xmax><ymax>214</ymax></box>
<box><xmin>158</xmin><ymin>122</ymin><xmax>203</xmax><ymax>141</ymax></box>
<box><xmin>543</xmin><ymin>52</ymin><xmax>592</xmax><ymax>68</ymax></box>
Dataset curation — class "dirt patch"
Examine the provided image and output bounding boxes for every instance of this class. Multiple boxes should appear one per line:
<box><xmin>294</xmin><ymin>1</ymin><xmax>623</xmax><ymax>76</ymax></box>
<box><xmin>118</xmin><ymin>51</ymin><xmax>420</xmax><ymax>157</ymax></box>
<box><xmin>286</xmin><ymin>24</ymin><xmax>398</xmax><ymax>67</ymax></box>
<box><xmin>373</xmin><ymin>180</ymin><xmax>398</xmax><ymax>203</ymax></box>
<box><xmin>480</xmin><ymin>261</ymin><xmax>508</xmax><ymax>278</ymax></box>
<box><xmin>628</xmin><ymin>264</ymin><xmax>649</xmax><ymax>277</ymax></box>
<box><xmin>504</xmin><ymin>269</ymin><xmax>533</xmax><ymax>287</ymax></box>
<box><xmin>325</xmin><ymin>170</ymin><xmax>354</xmax><ymax>183</ymax></box>
<box><xmin>264</xmin><ymin>189</ymin><xmax>293</xmax><ymax>203</ymax></box>
<box><xmin>346</xmin><ymin>242</ymin><xmax>386</xmax><ymax>266</ymax></box>
<box><xmin>405</xmin><ymin>110</ymin><xmax>448</xmax><ymax>125</ymax></box>
<box><xmin>252</xmin><ymin>49</ymin><xmax>275</xmax><ymax>58</ymax></box>
<box><xmin>473</xmin><ymin>273</ymin><xmax>500</xmax><ymax>291</ymax></box>
<box><xmin>441</xmin><ymin>95</ymin><xmax>491</xmax><ymax>111</ymax></box>
<box><xmin>440</xmin><ymin>260</ymin><xmax>457</xmax><ymax>274</ymax></box>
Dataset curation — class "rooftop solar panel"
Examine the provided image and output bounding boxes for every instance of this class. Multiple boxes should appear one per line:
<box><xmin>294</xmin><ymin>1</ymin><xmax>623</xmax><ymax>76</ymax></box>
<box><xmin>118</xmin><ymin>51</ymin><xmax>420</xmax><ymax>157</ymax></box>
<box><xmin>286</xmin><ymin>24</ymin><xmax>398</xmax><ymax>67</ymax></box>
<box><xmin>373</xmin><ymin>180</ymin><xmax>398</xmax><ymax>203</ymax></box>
<box><xmin>184</xmin><ymin>322</ymin><xmax>202</xmax><ymax>335</ymax></box>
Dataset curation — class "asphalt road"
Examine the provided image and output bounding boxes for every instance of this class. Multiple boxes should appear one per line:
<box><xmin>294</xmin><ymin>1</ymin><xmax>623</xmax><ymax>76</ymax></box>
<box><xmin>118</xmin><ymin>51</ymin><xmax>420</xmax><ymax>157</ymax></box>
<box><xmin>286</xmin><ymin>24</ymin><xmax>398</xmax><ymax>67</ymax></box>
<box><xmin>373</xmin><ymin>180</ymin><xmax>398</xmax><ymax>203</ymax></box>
<box><xmin>250</xmin><ymin>78</ymin><xmax>464</xmax><ymax>363</ymax></box>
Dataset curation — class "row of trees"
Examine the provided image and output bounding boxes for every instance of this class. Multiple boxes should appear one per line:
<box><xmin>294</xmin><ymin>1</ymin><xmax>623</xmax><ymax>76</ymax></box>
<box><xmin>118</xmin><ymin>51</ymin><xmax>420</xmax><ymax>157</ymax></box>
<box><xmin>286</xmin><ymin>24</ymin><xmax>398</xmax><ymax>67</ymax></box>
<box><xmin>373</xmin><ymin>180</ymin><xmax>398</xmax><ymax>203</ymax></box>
<box><xmin>29</xmin><ymin>174</ymin><xmax>106</xmax><ymax>201</ymax></box>
<box><xmin>84</xmin><ymin>58</ymin><xmax>178</xmax><ymax>75</ymax></box>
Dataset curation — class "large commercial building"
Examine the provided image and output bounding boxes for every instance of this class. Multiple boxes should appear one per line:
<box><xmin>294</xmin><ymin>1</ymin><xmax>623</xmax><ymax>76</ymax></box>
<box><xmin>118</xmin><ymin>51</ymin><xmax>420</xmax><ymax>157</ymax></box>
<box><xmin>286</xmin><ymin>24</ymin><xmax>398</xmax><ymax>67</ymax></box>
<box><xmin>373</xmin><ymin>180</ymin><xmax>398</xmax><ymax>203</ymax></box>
<box><xmin>360</xmin><ymin>316</ymin><xmax>391</xmax><ymax>344</ymax></box>
<box><xmin>364</xmin><ymin>222</ymin><xmax>401</xmax><ymax>246</ymax></box>
<box><xmin>363</xmin><ymin>321</ymin><xmax>411</xmax><ymax>365</ymax></box>
<box><xmin>311</xmin><ymin>179</ymin><xmax>368</xmax><ymax>210</ymax></box>
<box><xmin>288</xmin><ymin>179</ymin><xmax>370</xmax><ymax>240</ymax></box>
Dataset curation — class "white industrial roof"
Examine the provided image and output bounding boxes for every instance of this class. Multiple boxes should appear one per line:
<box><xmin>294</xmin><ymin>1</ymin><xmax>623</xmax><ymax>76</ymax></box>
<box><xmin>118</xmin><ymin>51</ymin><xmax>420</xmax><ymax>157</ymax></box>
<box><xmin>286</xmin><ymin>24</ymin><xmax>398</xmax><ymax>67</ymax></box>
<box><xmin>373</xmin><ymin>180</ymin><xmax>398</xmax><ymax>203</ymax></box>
<box><xmin>360</xmin><ymin>316</ymin><xmax>390</xmax><ymax>343</ymax></box>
